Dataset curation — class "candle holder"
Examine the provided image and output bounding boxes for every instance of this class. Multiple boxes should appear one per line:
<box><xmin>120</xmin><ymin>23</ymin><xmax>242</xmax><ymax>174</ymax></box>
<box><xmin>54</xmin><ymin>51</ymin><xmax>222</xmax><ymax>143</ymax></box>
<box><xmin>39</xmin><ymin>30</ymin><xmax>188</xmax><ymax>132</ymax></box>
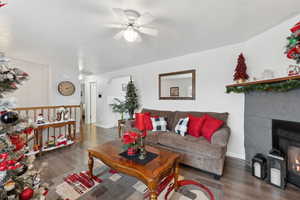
<box><xmin>138</xmin><ymin>136</ymin><xmax>147</xmax><ymax>160</ymax></box>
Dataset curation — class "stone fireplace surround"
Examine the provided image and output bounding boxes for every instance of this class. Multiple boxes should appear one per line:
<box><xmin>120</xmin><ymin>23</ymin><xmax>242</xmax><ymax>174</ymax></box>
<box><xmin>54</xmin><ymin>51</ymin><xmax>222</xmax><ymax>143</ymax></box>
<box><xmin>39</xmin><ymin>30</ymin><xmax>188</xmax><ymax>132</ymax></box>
<box><xmin>244</xmin><ymin>88</ymin><xmax>300</xmax><ymax>186</ymax></box>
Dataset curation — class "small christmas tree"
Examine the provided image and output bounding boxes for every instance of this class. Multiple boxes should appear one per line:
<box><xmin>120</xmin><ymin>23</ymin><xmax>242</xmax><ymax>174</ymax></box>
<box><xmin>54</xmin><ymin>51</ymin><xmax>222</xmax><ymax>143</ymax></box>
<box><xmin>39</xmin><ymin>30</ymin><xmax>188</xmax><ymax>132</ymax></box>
<box><xmin>233</xmin><ymin>53</ymin><xmax>249</xmax><ymax>83</ymax></box>
<box><xmin>125</xmin><ymin>78</ymin><xmax>139</xmax><ymax>119</ymax></box>
<box><xmin>0</xmin><ymin>53</ymin><xmax>48</xmax><ymax>200</ymax></box>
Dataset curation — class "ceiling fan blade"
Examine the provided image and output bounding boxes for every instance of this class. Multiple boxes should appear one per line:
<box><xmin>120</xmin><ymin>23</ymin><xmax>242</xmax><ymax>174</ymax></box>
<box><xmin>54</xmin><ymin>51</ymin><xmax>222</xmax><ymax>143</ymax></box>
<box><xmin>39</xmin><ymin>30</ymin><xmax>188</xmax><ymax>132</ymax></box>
<box><xmin>106</xmin><ymin>23</ymin><xmax>126</xmax><ymax>29</ymax></box>
<box><xmin>138</xmin><ymin>27</ymin><xmax>158</xmax><ymax>36</ymax></box>
<box><xmin>136</xmin><ymin>12</ymin><xmax>155</xmax><ymax>26</ymax></box>
<box><xmin>112</xmin><ymin>8</ymin><xmax>128</xmax><ymax>23</ymax></box>
<box><xmin>113</xmin><ymin>30</ymin><xmax>124</xmax><ymax>40</ymax></box>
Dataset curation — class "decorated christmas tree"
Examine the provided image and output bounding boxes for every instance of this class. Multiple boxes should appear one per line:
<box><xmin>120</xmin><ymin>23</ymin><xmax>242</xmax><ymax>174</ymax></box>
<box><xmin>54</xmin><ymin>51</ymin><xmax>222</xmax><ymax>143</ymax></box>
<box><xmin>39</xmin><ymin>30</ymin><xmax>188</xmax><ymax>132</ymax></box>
<box><xmin>125</xmin><ymin>78</ymin><xmax>139</xmax><ymax>119</ymax></box>
<box><xmin>233</xmin><ymin>53</ymin><xmax>249</xmax><ymax>83</ymax></box>
<box><xmin>0</xmin><ymin>53</ymin><xmax>48</xmax><ymax>200</ymax></box>
<box><xmin>285</xmin><ymin>21</ymin><xmax>300</xmax><ymax>63</ymax></box>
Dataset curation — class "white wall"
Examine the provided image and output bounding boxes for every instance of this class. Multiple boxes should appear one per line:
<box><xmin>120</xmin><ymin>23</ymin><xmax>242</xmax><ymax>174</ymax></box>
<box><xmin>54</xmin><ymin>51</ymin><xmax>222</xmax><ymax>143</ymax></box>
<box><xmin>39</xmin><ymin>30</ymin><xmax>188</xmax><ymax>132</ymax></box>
<box><xmin>88</xmin><ymin>43</ymin><xmax>245</xmax><ymax>159</ymax></box>
<box><xmin>4</xmin><ymin>57</ymin><xmax>81</xmax><ymax>107</ymax></box>
<box><xmin>5</xmin><ymin>58</ymin><xmax>50</xmax><ymax>107</ymax></box>
<box><xmin>244</xmin><ymin>14</ymin><xmax>300</xmax><ymax>79</ymax></box>
<box><xmin>49</xmin><ymin>64</ymin><xmax>81</xmax><ymax>106</ymax></box>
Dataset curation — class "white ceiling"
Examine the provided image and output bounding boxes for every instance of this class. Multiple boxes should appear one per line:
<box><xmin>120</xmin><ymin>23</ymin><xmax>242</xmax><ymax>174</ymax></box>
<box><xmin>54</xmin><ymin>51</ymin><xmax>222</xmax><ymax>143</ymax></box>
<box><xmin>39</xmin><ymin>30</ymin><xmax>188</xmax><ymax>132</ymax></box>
<box><xmin>0</xmin><ymin>0</ymin><xmax>299</xmax><ymax>73</ymax></box>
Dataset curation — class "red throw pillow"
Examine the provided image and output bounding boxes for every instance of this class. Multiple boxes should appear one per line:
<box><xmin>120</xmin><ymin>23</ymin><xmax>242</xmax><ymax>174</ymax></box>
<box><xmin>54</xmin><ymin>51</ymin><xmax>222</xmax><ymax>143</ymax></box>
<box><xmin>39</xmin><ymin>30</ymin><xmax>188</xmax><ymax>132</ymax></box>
<box><xmin>201</xmin><ymin>114</ymin><xmax>224</xmax><ymax>142</ymax></box>
<box><xmin>187</xmin><ymin>115</ymin><xmax>206</xmax><ymax>138</ymax></box>
<box><xmin>143</xmin><ymin>112</ymin><xmax>153</xmax><ymax>130</ymax></box>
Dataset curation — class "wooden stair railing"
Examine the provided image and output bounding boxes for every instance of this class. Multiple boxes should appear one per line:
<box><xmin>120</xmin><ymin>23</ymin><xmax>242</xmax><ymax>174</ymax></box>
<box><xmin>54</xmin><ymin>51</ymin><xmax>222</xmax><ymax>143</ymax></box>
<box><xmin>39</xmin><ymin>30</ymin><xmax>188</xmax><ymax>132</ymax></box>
<box><xmin>13</xmin><ymin>105</ymin><xmax>82</xmax><ymax>155</ymax></box>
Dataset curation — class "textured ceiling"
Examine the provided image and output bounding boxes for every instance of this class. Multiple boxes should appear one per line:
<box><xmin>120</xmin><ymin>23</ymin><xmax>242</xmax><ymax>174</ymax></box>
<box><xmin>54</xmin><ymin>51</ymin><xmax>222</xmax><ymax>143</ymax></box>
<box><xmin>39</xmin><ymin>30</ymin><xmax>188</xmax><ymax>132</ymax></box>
<box><xmin>0</xmin><ymin>0</ymin><xmax>299</xmax><ymax>73</ymax></box>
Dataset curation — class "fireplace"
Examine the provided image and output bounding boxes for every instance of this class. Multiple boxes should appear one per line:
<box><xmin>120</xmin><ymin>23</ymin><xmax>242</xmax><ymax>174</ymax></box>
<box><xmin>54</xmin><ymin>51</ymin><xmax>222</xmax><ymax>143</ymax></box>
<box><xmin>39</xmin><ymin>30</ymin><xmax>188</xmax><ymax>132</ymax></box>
<box><xmin>272</xmin><ymin>119</ymin><xmax>300</xmax><ymax>187</ymax></box>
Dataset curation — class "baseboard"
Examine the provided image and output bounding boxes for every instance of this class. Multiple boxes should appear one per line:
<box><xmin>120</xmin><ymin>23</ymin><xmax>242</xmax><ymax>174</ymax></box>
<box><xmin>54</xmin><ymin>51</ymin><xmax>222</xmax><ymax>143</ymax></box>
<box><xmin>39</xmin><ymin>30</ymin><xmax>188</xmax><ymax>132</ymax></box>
<box><xmin>226</xmin><ymin>151</ymin><xmax>245</xmax><ymax>160</ymax></box>
<box><xmin>95</xmin><ymin>123</ymin><xmax>116</xmax><ymax>129</ymax></box>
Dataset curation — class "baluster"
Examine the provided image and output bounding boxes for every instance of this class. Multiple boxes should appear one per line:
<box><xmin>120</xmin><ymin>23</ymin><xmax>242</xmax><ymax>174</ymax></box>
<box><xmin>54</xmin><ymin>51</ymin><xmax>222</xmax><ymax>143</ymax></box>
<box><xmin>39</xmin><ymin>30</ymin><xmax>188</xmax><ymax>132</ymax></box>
<box><xmin>25</xmin><ymin>110</ymin><xmax>29</xmax><ymax>119</ymax></box>
<box><xmin>47</xmin><ymin>128</ymin><xmax>50</xmax><ymax>144</ymax></box>
<box><xmin>53</xmin><ymin>108</ymin><xmax>56</xmax><ymax>121</ymax></box>
<box><xmin>69</xmin><ymin>107</ymin><xmax>72</xmax><ymax>120</ymax></box>
<box><xmin>47</xmin><ymin>109</ymin><xmax>49</xmax><ymax>122</ymax></box>
<box><xmin>33</xmin><ymin>109</ymin><xmax>37</xmax><ymax>122</ymax></box>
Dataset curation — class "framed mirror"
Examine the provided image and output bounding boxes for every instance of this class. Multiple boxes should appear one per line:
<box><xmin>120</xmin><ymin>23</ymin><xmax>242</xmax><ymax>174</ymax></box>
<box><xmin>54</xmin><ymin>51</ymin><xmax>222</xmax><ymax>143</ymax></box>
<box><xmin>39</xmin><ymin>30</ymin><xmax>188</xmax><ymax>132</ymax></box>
<box><xmin>159</xmin><ymin>69</ymin><xmax>196</xmax><ymax>100</ymax></box>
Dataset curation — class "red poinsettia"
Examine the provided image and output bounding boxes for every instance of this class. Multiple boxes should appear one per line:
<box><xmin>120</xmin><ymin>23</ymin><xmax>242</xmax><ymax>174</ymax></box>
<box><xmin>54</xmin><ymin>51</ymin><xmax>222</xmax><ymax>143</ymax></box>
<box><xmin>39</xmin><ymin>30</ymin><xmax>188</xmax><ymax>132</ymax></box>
<box><xmin>122</xmin><ymin>132</ymin><xmax>139</xmax><ymax>144</ymax></box>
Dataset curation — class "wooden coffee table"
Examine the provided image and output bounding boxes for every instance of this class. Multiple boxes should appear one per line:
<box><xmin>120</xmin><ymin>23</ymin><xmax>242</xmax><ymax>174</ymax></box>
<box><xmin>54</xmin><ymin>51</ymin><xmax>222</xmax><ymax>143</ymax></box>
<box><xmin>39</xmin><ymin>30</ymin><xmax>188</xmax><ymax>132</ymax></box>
<box><xmin>88</xmin><ymin>140</ymin><xmax>181</xmax><ymax>200</ymax></box>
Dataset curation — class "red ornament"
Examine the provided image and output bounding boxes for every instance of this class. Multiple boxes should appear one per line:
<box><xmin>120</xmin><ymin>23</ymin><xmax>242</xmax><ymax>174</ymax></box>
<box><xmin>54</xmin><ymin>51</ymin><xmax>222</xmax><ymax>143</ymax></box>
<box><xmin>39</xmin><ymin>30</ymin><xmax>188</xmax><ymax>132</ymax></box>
<box><xmin>0</xmin><ymin>3</ymin><xmax>6</xmax><ymax>8</ymax></box>
<box><xmin>10</xmin><ymin>135</ymin><xmax>25</xmax><ymax>151</ymax></box>
<box><xmin>296</xmin><ymin>45</ymin><xmax>300</xmax><ymax>54</ymax></box>
<box><xmin>20</xmin><ymin>188</ymin><xmax>34</xmax><ymax>200</ymax></box>
<box><xmin>0</xmin><ymin>161</ymin><xmax>7</xmax><ymax>171</ymax></box>
<box><xmin>287</xmin><ymin>47</ymin><xmax>298</xmax><ymax>59</ymax></box>
<box><xmin>0</xmin><ymin>153</ymin><xmax>9</xmax><ymax>160</ymax></box>
<box><xmin>290</xmin><ymin>21</ymin><xmax>300</xmax><ymax>34</ymax></box>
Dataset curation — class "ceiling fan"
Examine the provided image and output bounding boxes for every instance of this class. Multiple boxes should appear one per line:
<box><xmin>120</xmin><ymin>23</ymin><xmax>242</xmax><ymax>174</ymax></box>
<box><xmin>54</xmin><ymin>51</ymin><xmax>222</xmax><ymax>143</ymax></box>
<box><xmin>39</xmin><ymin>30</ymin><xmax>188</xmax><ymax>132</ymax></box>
<box><xmin>108</xmin><ymin>8</ymin><xmax>158</xmax><ymax>42</ymax></box>
<box><xmin>0</xmin><ymin>1</ymin><xmax>7</xmax><ymax>8</ymax></box>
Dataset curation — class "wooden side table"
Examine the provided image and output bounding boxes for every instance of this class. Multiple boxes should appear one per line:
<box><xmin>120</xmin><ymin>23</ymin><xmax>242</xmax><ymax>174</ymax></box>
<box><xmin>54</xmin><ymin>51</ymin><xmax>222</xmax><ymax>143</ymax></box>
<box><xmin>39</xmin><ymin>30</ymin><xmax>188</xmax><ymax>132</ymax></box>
<box><xmin>117</xmin><ymin>119</ymin><xmax>126</xmax><ymax>138</ymax></box>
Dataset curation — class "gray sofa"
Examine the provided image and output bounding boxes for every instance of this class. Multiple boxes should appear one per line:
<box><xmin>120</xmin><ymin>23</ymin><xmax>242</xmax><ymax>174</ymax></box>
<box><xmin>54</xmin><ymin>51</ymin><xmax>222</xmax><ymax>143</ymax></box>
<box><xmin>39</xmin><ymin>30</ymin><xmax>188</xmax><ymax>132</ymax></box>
<box><xmin>125</xmin><ymin>108</ymin><xmax>230</xmax><ymax>179</ymax></box>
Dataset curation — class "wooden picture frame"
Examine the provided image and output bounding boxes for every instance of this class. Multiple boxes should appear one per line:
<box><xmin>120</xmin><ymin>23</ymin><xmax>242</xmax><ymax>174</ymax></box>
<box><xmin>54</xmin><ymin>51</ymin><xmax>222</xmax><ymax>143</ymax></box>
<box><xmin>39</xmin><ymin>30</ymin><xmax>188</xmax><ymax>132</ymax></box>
<box><xmin>159</xmin><ymin>69</ymin><xmax>196</xmax><ymax>100</ymax></box>
<box><xmin>170</xmin><ymin>87</ymin><xmax>179</xmax><ymax>96</ymax></box>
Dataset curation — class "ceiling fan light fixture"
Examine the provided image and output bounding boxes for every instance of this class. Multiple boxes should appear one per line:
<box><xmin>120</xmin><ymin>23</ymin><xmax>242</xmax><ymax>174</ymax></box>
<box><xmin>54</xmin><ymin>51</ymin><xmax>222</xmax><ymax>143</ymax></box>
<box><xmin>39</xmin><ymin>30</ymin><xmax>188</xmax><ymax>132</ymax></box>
<box><xmin>123</xmin><ymin>27</ymin><xmax>138</xmax><ymax>42</ymax></box>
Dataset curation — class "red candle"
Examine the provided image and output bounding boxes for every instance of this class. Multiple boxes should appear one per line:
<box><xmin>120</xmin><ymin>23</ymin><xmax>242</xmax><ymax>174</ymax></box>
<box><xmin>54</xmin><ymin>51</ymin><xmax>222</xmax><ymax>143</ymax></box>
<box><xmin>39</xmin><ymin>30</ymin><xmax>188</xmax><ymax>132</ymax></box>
<box><xmin>135</xmin><ymin>113</ymin><xmax>145</xmax><ymax>131</ymax></box>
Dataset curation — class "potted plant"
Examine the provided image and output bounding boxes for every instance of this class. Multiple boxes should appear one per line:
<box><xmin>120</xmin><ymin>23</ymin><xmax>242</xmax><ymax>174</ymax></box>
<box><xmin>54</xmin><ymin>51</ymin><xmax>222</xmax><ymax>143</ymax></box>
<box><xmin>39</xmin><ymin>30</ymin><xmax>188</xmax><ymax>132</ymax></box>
<box><xmin>110</xmin><ymin>98</ymin><xmax>127</xmax><ymax>120</ymax></box>
<box><xmin>125</xmin><ymin>79</ymin><xmax>139</xmax><ymax>119</ymax></box>
<box><xmin>122</xmin><ymin>132</ymin><xmax>140</xmax><ymax>156</ymax></box>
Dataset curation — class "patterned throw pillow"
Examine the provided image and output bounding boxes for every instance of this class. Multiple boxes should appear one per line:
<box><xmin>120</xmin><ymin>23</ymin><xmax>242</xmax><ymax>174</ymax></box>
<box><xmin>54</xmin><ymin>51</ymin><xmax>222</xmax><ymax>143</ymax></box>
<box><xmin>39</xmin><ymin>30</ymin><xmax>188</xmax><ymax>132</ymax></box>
<box><xmin>150</xmin><ymin>117</ymin><xmax>168</xmax><ymax>131</ymax></box>
<box><xmin>175</xmin><ymin>117</ymin><xmax>189</xmax><ymax>136</ymax></box>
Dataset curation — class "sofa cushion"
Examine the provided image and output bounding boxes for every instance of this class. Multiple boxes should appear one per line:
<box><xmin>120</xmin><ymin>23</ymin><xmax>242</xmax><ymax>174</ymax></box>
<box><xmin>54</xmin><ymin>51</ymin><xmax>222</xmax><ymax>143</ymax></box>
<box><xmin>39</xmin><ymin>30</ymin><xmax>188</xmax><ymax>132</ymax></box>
<box><xmin>201</xmin><ymin>114</ymin><xmax>224</xmax><ymax>142</ymax></box>
<box><xmin>158</xmin><ymin>132</ymin><xmax>225</xmax><ymax>159</ymax></box>
<box><xmin>144</xmin><ymin>131</ymin><xmax>166</xmax><ymax>144</ymax></box>
<box><xmin>187</xmin><ymin>115</ymin><xmax>206</xmax><ymax>137</ymax></box>
<box><xmin>142</xmin><ymin>108</ymin><xmax>175</xmax><ymax>130</ymax></box>
<box><xmin>172</xmin><ymin>111</ymin><xmax>229</xmax><ymax>131</ymax></box>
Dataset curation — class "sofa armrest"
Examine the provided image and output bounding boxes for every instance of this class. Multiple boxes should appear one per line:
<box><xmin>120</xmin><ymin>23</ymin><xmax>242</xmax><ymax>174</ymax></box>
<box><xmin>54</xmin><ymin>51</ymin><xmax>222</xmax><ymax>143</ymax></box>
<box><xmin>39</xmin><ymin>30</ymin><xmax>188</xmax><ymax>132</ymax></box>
<box><xmin>211</xmin><ymin>127</ymin><xmax>230</xmax><ymax>147</ymax></box>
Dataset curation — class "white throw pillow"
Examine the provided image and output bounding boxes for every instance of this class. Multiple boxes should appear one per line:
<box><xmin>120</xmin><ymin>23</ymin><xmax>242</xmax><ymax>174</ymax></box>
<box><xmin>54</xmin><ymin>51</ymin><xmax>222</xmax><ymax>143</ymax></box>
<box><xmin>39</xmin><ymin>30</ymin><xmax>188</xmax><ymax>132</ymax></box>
<box><xmin>174</xmin><ymin>117</ymin><xmax>189</xmax><ymax>136</ymax></box>
<box><xmin>150</xmin><ymin>117</ymin><xmax>168</xmax><ymax>131</ymax></box>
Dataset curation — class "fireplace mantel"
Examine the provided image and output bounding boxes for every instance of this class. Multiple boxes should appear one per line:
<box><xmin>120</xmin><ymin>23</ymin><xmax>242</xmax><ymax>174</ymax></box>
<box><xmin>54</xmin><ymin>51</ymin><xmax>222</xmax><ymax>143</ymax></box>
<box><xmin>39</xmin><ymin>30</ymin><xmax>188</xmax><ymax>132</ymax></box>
<box><xmin>226</xmin><ymin>75</ymin><xmax>300</xmax><ymax>93</ymax></box>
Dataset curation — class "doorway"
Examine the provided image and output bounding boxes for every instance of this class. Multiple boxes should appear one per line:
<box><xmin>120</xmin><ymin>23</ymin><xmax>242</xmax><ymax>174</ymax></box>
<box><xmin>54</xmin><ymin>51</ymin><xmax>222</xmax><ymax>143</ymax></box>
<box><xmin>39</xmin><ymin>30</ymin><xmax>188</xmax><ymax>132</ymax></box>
<box><xmin>86</xmin><ymin>82</ymin><xmax>97</xmax><ymax>124</ymax></box>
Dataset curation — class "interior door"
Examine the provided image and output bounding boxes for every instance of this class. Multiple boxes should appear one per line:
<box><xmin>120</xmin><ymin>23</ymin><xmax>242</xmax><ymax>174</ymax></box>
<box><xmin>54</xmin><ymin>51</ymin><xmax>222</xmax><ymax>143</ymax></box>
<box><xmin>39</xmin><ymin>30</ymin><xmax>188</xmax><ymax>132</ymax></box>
<box><xmin>89</xmin><ymin>82</ymin><xmax>97</xmax><ymax>123</ymax></box>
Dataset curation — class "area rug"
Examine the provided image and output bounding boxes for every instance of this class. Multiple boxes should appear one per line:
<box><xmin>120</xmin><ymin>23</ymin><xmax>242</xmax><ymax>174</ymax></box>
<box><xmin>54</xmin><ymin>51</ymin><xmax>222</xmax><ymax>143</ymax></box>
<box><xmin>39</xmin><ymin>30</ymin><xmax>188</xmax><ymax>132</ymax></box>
<box><xmin>55</xmin><ymin>160</ymin><xmax>221</xmax><ymax>200</ymax></box>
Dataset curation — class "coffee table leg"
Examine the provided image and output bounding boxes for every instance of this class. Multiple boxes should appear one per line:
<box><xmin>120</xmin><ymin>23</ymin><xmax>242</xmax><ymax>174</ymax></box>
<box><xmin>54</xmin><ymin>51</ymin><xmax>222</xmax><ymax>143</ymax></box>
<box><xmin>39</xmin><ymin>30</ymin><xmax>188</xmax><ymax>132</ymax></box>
<box><xmin>149</xmin><ymin>182</ymin><xmax>158</xmax><ymax>200</ymax></box>
<box><xmin>88</xmin><ymin>152</ymin><xmax>94</xmax><ymax>179</ymax></box>
<box><xmin>174</xmin><ymin>161</ymin><xmax>180</xmax><ymax>191</ymax></box>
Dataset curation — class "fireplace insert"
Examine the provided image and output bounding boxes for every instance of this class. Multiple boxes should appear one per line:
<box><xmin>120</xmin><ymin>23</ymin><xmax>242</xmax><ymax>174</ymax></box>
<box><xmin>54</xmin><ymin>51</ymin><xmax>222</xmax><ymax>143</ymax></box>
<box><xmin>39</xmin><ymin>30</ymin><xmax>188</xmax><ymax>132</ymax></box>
<box><xmin>272</xmin><ymin>119</ymin><xmax>300</xmax><ymax>187</ymax></box>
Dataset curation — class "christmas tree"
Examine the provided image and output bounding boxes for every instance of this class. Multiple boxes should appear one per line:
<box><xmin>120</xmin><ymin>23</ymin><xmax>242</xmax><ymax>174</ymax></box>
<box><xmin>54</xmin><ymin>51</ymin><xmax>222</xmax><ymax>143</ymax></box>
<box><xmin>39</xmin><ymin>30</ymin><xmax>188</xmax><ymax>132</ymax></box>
<box><xmin>285</xmin><ymin>21</ymin><xmax>300</xmax><ymax>64</ymax></box>
<box><xmin>233</xmin><ymin>53</ymin><xmax>249</xmax><ymax>82</ymax></box>
<box><xmin>125</xmin><ymin>78</ymin><xmax>139</xmax><ymax>119</ymax></box>
<box><xmin>0</xmin><ymin>53</ymin><xmax>48</xmax><ymax>200</ymax></box>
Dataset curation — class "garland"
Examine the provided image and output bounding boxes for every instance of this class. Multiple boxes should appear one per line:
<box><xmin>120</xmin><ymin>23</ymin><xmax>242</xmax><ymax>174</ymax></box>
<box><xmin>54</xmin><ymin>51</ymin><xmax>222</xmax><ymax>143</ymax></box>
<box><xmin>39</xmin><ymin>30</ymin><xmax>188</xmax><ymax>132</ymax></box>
<box><xmin>226</xmin><ymin>79</ymin><xmax>300</xmax><ymax>93</ymax></box>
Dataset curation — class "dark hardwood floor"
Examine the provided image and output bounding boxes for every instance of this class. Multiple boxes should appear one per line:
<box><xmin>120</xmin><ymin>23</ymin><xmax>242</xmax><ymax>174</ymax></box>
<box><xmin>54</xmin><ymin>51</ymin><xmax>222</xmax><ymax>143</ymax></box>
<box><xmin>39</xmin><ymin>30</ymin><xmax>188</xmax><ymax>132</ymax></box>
<box><xmin>36</xmin><ymin>125</ymin><xmax>300</xmax><ymax>200</ymax></box>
